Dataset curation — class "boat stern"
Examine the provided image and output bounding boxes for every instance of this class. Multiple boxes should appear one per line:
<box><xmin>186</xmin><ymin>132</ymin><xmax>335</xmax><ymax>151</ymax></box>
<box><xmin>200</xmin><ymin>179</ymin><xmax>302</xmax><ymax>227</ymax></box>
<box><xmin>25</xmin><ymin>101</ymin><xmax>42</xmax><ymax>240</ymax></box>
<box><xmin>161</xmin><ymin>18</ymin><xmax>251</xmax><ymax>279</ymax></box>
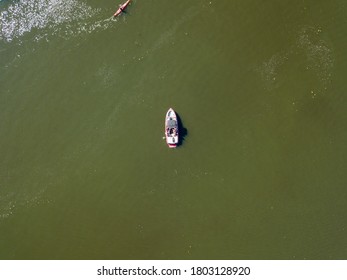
<box><xmin>166</xmin><ymin>136</ymin><xmax>178</xmax><ymax>148</ymax></box>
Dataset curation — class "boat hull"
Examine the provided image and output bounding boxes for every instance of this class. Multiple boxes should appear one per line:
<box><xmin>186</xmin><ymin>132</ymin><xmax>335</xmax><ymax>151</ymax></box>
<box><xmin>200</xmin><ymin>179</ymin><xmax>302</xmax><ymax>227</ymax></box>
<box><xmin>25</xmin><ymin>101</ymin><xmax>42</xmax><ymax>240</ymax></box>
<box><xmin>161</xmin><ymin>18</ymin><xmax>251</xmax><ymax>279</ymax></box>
<box><xmin>165</xmin><ymin>108</ymin><xmax>179</xmax><ymax>148</ymax></box>
<box><xmin>114</xmin><ymin>0</ymin><xmax>131</xmax><ymax>17</ymax></box>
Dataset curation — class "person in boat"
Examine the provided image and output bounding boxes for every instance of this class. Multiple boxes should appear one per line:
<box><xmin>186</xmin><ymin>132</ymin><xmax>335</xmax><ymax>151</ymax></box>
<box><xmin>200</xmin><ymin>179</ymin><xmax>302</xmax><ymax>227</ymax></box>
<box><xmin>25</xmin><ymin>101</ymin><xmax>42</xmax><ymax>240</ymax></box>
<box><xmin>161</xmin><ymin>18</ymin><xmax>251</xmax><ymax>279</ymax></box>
<box><xmin>113</xmin><ymin>5</ymin><xmax>124</xmax><ymax>17</ymax></box>
<box><xmin>119</xmin><ymin>5</ymin><xmax>125</xmax><ymax>13</ymax></box>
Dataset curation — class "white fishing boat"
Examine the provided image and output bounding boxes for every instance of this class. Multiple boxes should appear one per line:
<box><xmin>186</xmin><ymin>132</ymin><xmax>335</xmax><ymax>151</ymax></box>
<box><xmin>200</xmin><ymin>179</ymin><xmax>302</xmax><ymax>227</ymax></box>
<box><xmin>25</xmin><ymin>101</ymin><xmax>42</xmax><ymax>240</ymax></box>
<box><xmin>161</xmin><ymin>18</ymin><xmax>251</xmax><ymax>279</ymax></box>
<box><xmin>165</xmin><ymin>108</ymin><xmax>179</xmax><ymax>148</ymax></box>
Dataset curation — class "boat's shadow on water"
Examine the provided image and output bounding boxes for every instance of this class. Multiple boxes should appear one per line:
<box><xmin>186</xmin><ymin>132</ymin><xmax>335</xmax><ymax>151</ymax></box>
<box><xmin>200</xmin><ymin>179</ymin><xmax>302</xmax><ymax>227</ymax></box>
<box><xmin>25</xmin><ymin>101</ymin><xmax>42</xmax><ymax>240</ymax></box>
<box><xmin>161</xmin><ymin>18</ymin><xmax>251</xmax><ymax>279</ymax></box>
<box><xmin>177</xmin><ymin>113</ymin><xmax>188</xmax><ymax>147</ymax></box>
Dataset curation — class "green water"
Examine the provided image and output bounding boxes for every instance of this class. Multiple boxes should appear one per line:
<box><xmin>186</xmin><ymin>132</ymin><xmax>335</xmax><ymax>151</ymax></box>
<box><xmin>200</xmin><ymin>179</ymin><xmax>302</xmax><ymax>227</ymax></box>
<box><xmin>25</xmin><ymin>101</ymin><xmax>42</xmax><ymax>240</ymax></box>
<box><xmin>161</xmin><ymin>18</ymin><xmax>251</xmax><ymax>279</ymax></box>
<box><xmin>1</xmin><ymin>0</ymin><xmax>347</xmax><ymax>259</ymax></box>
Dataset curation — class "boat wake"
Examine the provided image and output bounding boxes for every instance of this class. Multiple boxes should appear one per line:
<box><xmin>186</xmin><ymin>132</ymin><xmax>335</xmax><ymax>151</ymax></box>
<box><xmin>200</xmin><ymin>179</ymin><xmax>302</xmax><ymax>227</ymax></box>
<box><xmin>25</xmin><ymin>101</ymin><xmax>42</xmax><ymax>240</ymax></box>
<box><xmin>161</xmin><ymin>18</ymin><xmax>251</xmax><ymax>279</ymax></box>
<box><xmin>0</xmin><ymin>186</ymin><xmax>51</xmax><ymax>221</ymax></box>
<box><xmin>257</xmin><ymin>26</ymin><xmax>334</xmax><ymax>96</ymax></box>
<box><xmin>0</xmin><ymin>0</ymin><xmax>116</xmax><ymax>43</ymax></box>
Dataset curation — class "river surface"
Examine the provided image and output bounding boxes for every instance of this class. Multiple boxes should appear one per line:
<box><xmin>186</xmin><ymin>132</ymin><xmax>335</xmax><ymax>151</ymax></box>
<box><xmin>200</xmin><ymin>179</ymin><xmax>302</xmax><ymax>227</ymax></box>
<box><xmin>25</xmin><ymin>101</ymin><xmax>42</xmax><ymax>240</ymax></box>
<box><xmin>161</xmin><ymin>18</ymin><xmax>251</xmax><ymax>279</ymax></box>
<box><xmin>1</xmin><ymin>0</ymin><xmax>347</xmax><ymax>259</ymax></box>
